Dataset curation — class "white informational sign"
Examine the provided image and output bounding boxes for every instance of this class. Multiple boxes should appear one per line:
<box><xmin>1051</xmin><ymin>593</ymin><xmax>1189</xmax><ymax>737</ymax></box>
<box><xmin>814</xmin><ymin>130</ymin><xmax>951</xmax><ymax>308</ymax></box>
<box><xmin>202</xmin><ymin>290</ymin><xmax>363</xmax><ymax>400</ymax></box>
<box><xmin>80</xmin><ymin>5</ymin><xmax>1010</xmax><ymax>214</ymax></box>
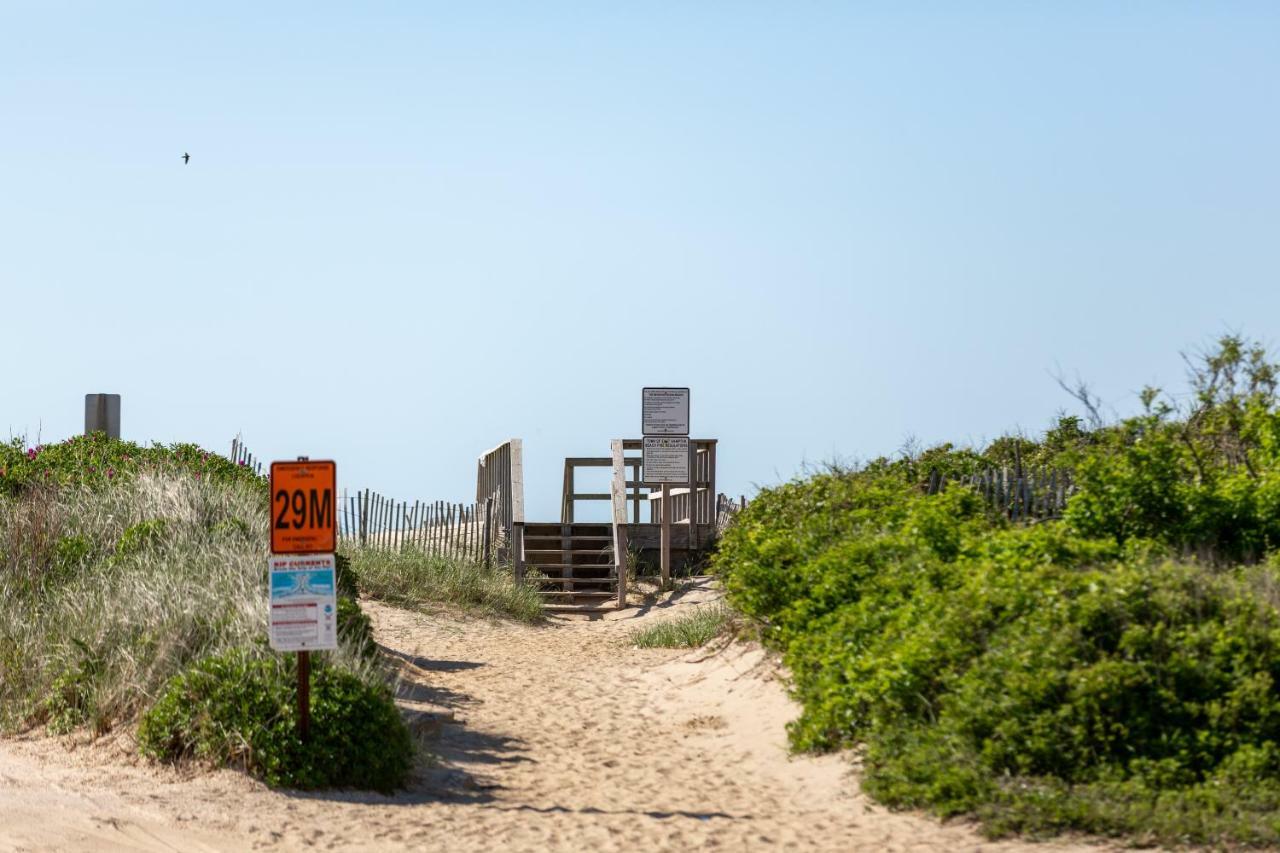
<box><xmin>643</xmin><ymin>436</ymin><xmax>691</xmax><ymax>484</ymax></box>
<box><xmin>268</xmin><ymin>554</ymin><xmax>338</xmax><ymax>652</ymax></box>
<box><xmin>642</xmin><ymin>387</ymin><xmax>690</xmax><ymax>436</ymax></box>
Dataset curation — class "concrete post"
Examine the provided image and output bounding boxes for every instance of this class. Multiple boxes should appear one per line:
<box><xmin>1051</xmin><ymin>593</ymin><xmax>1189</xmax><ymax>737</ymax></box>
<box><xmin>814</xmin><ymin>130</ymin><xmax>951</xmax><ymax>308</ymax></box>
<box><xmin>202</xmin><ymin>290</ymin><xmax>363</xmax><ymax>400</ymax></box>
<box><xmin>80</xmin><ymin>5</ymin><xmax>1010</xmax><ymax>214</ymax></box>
<box><xmin>84</xmin><ymin>394</ymin><xmax>121</xmax><ymax>439</ymax></box>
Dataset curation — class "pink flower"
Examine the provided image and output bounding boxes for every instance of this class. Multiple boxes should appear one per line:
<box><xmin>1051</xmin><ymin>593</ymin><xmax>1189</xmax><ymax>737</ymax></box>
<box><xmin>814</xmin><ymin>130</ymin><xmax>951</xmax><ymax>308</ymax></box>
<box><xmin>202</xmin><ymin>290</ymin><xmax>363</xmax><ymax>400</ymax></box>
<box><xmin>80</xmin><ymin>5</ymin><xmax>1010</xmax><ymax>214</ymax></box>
<box><xmin>26</xmin><ymin>448</ymin><xmax>37</xmax><ymax>460</ymax></box>
<box><xmin>106</xmin><ymin>467</ymin><xmax>115</xmax><ymax>479</ymax></box>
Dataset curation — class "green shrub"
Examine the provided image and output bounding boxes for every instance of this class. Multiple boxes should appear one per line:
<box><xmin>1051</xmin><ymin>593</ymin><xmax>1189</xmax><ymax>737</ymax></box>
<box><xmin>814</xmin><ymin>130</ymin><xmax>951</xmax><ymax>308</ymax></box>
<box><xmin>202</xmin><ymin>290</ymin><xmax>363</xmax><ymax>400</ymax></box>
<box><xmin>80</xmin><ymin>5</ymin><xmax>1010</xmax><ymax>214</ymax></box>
<box><xmin>115</xmin><ymin>518</ymin><xmax>169</xmax><ymax>558</ymax></box>
<box><xmin>0</xmin><ymin>433</ymin><xmax>264</xmax><ymax>498</ymax></box>
<box><xmin>630</xmin><ymin>604</ymin><xmax>731</xmax><ymax>648</ymax></box>
<box><xmin>43</xmin><ymin>638</ymin><xmax>103</xmax><ymax>735</ymax></box>
<box><xmin>335</xmin><ymin>552</ymin><xmax>360</xmax><ymax>598</ymax></box>
<box><xmin>715</xmin><ymin>406</ymin><xmax>1280</xmax><ymax>846</ymax></box>
<box><xmin>337</xmin><ymin>596</ymin><xmax>376</xmax><ymax>657</ymax></box>
<box><xmin>138</xmin><ymin>649</ymin><xmax>412</xmax><ymax>793</ymax></box>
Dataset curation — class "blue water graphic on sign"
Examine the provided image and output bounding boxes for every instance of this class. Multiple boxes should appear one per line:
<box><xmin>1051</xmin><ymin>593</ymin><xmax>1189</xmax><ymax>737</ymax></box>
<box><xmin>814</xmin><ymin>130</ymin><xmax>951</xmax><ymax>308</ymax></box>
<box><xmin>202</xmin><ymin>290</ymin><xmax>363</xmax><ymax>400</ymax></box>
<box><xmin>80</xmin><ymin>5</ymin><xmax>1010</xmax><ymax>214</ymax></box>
<box><xmin>271</xmin><ymin>569</ymin><xmax>336</xmax><ymax>597</ymax></box>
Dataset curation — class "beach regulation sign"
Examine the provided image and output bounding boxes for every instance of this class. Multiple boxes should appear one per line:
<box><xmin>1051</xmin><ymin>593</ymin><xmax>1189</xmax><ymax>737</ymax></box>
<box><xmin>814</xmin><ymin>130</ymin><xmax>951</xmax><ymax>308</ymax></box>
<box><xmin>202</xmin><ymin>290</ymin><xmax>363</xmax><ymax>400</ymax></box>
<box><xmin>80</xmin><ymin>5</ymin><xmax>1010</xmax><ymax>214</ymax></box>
<box><xmin>268</xmin><ymin>554</ymin><xmax>337</xmax><ymax>652</ymax></box>
<box><xmin>270</xmin><ymin>460</ymin><xmax>336</xmax><ymax>555</ymax></box>
<box><xmin>641</xmin><ymin>387</ymin><xmax>690</xmax><ymax>436</ymax></box>
<box><xmin>643</xmin><ymin>436</ymin><xmax>690</xmax><ymax>484</ymax></box>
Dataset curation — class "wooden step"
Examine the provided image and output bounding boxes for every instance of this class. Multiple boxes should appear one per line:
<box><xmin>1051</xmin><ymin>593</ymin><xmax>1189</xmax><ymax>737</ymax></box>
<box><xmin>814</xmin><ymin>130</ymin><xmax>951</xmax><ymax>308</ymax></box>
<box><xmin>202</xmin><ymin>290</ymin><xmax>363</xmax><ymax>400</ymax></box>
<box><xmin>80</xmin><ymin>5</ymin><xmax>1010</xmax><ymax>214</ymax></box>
<box><xmin>524</xmin><ymin>562</ymin><xmax>614</xmax><ymax>570</ymax></box>
<box><xmin>524</xmin><ymin>549</ymin><xmax>614</xmax><ymax>556</ymax></box>
<box><xmin>545</xmin><ymin>603</ymin><xmax>618</xmax><ymax>613</ymax></box>
<box><xmin>537</xmin><ymin>590</ymin><xmax>616</xmax><ymax>599</ymax></box>
<box><xmin>524</xmin><ymin>573</ymin><xmax>614</xmax><ymax>581</ymax></box>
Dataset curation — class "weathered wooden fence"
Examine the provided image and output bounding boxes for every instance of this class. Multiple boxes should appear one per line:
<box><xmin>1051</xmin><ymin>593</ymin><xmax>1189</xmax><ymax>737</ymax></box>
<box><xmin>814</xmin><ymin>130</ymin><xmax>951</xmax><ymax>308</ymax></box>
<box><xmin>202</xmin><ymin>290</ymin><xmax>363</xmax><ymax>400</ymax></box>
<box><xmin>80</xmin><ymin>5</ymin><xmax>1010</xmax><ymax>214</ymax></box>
<box><xmin>715</xmin><ymin>493</ymin><xmax>749</xmax><ymax>534</ymax></box>
<box><xmin>231</xmin><ymin>438</ymin><xmax>503</xmax><ymax>565</ymax></box>
<box><xmin>229</xmin><ymin>436</ymin><xmax>264</xmax><ymax>476</ymax></box>
<box><xmin>337</xmin><ymin>489</ymin><xmax>500</xmax><ymax>565</ymax></box>
<box><xmin>926</xmin><ymin>467</ymin><xmax>1075</xmax><ymax>521</ymax></box>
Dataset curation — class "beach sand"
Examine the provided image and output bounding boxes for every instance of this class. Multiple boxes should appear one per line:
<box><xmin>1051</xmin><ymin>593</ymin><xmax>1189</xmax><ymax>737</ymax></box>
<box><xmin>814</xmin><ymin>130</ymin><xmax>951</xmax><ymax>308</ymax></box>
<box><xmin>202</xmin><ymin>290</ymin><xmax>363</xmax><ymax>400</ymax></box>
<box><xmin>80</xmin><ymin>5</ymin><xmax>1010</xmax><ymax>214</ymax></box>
<box><xmin>0</xmin><ymin>579</ymin><xmax>1122</xmax><ymax>852</ymax></box>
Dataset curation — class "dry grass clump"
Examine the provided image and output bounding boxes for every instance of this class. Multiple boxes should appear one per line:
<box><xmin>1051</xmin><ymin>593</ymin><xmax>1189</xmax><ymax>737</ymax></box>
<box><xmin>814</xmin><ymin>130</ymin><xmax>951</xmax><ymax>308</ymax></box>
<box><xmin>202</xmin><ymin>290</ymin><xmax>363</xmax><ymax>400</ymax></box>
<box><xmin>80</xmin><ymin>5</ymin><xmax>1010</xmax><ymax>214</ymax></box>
<box><xmin>347</xmin><ymin>547</ymin><xmax>543</xmax><ymax>623</ymax></box>
<box><xmin>0</xmin><ymin>472</ymin><xmax>377</xmax><ymax>734</ymax></box>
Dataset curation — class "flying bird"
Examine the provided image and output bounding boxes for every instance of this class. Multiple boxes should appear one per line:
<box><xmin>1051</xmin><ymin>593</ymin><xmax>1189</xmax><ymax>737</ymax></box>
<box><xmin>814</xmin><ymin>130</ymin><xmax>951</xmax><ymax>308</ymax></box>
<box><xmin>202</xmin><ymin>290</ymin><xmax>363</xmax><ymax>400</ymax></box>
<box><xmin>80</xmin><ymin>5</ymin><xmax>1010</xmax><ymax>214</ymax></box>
<box><xmin>182</xmin><ymin>152</ymin><xmax>190</xmax><ymax>164</ymax></box>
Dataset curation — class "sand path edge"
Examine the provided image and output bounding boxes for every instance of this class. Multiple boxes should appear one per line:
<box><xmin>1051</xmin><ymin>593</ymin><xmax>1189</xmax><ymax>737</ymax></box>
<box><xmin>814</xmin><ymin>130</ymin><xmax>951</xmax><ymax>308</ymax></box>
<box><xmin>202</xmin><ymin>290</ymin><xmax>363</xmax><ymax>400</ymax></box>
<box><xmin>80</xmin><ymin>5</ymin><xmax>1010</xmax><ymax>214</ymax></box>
<box><xmin>0</xmin><ymin>578</ymin><xmax>1125</xmax><ymax>852</ymax></box>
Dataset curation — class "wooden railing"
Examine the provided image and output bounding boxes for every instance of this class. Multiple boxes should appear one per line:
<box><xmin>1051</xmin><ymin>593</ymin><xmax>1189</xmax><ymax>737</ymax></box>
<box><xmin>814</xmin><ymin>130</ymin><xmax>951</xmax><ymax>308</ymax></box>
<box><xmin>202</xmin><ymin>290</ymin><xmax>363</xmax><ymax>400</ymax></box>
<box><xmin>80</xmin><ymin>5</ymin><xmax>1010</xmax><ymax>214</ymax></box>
<box><xmin>636</xmin><ymin>439</ymin><xmax>717</xmax><ymax>525</ymax></box>
<box><xmin>476</xmin><ymin>438</ymin><xmax>525</xmax><ymax>565</ymax></box>
<box><xmin>561</xmin><ymin>439</ymin><xmax>719</xmax><ymax>525</ymax></box>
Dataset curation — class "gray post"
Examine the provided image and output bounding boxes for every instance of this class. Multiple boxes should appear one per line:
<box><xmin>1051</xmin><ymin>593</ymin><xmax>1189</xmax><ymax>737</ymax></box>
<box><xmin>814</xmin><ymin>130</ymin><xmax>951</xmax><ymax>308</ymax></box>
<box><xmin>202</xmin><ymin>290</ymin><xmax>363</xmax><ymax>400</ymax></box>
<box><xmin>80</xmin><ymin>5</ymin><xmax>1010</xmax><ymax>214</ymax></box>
<box><xmin>84</xmin><ymin>394</ymin><xmax>121</xmax><ymax>439</ymax></box>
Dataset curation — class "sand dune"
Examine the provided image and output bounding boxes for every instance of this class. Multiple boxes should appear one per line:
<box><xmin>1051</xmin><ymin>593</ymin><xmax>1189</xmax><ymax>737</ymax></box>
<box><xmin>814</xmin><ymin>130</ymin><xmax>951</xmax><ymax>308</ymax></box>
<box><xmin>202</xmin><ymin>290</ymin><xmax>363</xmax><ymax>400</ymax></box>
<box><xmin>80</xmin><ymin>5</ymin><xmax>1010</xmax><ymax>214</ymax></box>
<box><xmin>0</xmin><ymin>580</ymin><xmax>1123</xmax><ymax>851</ymax></box>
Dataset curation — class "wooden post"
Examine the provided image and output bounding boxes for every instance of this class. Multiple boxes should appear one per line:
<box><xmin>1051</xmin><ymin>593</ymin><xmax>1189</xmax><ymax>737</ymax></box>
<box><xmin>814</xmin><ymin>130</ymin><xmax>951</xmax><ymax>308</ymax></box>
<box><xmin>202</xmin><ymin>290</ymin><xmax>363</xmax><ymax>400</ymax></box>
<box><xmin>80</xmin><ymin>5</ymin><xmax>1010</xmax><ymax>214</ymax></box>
<box><xmin>298</xmin><ymin>650</ymin><xmax>311</xmax><ymax>742</ymax></box>
<box><xmin>483</xmin><ymin>497</ymin><xmax>493</xmax><ymax>569</ymax></box>
<box><xmin>513</xmin><ymin>522</ymin><xmax>526</xmax><ymax>582</ymax></box>
<box><xmin>610</xmin><ymin>438</ymin><xmax>630</xmax><ymax>609</ymax></box>
<box><xmin>661</xmin><ymin>483</ymin><xmax>671</xmax><ymax>588</ymax></box>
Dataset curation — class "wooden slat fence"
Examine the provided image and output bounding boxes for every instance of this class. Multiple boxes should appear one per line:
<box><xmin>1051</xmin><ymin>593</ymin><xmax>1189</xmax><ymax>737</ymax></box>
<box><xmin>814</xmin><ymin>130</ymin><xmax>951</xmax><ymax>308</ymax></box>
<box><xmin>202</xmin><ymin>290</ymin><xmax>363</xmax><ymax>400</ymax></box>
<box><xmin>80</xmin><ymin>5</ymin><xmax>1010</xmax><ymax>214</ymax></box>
<box><xmin>715</xmin><ymin>493</ymin><xmax>749</xmax><ymax>534</ymax></box>
<box><xmin>337</xmin><ymin>489</ymin><xmax>500</xmax><ymax>565</ymax></box>
<box><xmin>231</xmin><ymin>438</ymin><xmax>502</xmax><ymax>566</ymax></box>
<box><xmin>926</xmin><ymin>467</ymin><xmax>1076</xmax><ymax>521</ymax></box>
<box><xmin>228</xmin><ymin>436</ymin><xmax>264</xmax><ymax>476</ymax></box>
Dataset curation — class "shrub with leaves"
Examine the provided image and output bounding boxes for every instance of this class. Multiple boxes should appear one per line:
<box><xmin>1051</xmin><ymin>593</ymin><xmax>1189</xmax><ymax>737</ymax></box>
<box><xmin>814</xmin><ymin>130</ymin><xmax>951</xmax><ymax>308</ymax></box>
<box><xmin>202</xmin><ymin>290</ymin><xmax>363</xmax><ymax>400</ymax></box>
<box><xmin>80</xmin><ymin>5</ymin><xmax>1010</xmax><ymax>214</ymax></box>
<box><xmin>138</xmin><ymin>649</ymin><xmax>411</xmax><ymax>793</ymax></box>
<box><xmin>0</xmin><ymin>433</ymin><xmax>264</xmax><ymax>498</ymax></box>
<box><xmin>714</xmin><ymin>336</ymin><xmax>1280</xmax><ymax>845</ymax></box>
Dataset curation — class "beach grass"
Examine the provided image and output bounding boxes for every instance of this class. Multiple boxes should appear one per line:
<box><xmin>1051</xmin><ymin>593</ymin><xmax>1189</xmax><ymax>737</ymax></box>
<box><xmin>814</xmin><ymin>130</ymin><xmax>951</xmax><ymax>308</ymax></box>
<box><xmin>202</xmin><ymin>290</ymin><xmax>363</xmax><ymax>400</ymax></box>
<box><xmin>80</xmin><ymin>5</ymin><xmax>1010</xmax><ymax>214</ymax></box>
<box><xmin>346</xmin><ymin>547</ymin><xmax>543</xmax><ymax>623</ymax></box>
<box><xmin>630</xmin><ymin>603</ymin><xmax>732</xmax><ymax>648</ymax></box>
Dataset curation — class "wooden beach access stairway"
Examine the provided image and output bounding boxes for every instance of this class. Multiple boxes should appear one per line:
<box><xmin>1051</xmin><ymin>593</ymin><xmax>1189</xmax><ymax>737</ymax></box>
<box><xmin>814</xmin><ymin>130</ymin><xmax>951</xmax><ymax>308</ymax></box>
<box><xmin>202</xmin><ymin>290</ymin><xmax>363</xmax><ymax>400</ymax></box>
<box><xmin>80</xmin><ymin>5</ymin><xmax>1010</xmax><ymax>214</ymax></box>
<box><xmin>480</xmin><ymin>438</ymin><xmax>737</xmax><ymax>614</ymax></box>
<box><xmin>233</xmin><ymin>435</ymin><xmax>744</xmax><ymax>616</ymax></box>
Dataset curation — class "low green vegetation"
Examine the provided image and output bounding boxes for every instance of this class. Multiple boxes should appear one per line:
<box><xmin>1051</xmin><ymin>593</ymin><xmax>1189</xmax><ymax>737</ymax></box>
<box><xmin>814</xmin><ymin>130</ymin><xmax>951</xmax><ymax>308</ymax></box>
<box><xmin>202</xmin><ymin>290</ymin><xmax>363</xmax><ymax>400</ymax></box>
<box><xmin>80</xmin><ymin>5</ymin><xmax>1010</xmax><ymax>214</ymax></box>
<box><xmin>630</xmin><ymin>603</ymin><xmax>732</xmax><ymax>648</ymax></box>
<box><xmin>138</xmin><ymin>649</ymin><xmax>411</xmax><ymax>793</ymax></box>
<box><xmin>714</xmin><ymin>336</ymin><xmax>1280</xmax><ymax>846</ymax></box>
<box><xmin>0</xmin><ymin>431</ymin><xmax>265</xmax><ymax>497</ymax></box>
<box><xmin>347</xmin><ymin>547</ymin><xmax>543</xmax><ymax>623</ymax></box>
<box><xmin>0</xmin><ymin>442</ymin><xmax>411</xmax><ymax>792</ymax></box>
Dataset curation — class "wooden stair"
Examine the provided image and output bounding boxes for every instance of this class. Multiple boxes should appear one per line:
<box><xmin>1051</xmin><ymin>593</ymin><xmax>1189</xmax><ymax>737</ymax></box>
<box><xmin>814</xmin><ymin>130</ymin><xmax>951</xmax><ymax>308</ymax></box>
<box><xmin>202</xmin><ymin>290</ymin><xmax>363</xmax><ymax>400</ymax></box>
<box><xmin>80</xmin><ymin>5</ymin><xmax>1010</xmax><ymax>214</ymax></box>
<box><xmin>522</xmin><ymin>522</ymin><xmax>619</xmax><ymax>613</ymax></box>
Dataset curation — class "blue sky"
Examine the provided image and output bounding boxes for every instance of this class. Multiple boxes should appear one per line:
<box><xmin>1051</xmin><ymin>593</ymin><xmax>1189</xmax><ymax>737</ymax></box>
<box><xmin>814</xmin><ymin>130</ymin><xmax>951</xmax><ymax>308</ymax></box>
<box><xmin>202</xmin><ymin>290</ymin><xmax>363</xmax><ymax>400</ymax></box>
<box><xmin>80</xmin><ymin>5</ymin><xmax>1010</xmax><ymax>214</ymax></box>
<box><xmin>4</xmin><ymin>3</ymin><xmax>1277</xmax><ymax>520</ymax></box>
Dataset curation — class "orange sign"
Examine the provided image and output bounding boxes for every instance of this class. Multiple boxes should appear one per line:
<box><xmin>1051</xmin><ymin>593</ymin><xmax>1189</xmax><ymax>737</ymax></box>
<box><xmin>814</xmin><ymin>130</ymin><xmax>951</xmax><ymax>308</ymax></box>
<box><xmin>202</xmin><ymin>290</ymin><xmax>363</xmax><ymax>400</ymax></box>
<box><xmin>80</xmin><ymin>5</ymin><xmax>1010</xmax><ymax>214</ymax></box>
<box><xmin>270</xmin><ymin>460</ymin><xmax>337</xmax><ymax>554</ymax></box>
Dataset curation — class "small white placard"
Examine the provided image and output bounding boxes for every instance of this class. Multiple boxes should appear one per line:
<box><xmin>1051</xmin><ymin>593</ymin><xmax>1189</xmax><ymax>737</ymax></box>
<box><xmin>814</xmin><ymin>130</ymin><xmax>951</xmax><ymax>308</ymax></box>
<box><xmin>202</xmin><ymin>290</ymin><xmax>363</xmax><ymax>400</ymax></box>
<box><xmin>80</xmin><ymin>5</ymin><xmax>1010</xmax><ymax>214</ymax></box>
<box><xmin>642</xmin><ymin>387</ymin><xmax>690</xmax><ymax>436</ymax></box>
<box><xmin>643</xmin><ymin>436</ymin><xmax>691</xmax><ymax>484</ymax></box>
<box><xmin>269</xmin><ymin>554</ymin><xmax>338</xmax><ymax>652</ymax></box>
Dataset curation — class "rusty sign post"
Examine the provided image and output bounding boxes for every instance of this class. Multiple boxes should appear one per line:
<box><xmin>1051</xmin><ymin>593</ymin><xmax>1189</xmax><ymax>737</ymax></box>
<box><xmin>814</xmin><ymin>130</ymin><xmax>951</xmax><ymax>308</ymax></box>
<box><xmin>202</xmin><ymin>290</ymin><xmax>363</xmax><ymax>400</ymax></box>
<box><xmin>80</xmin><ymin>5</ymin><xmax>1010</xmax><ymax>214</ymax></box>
<box><xmin>268</xmin><ymin>458</ymin><xmax>338</xmax><ymax>744</ymax></box>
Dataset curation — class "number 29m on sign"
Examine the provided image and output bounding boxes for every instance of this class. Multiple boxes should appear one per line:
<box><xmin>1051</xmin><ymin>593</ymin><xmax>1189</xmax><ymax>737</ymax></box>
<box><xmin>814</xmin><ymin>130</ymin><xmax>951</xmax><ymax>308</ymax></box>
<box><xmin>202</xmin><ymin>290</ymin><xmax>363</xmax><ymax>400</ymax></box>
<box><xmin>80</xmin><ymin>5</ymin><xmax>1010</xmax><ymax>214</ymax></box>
<box><xmin>269</xmin><ymin>460</ymin><xmax>337</xmax><ymax>555</ymax></box>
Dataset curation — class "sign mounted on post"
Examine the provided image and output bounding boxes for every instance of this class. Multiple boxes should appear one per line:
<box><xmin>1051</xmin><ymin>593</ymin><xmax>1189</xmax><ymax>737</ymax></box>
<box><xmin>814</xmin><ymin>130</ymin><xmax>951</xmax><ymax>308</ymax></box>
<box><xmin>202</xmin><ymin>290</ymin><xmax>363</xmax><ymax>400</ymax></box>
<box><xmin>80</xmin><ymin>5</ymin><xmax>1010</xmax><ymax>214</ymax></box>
<box><xmin>270</xmin><ymin>460</ymin><xmax>337</xmax><ymax>555</ymax></box>
<box><xmin>268</xmin><ymin>554</ymin><xmax>338</xmax><ymax>651</ymax></box>
<box><xmin>642</xmin><ymin>387</ymin><xmax>690</xmax><ymax>436</ymax></box>
<box><xmin>643</xmin><ymin>436</ymin><xmax>690</xmax><ymax>484</ymax></box>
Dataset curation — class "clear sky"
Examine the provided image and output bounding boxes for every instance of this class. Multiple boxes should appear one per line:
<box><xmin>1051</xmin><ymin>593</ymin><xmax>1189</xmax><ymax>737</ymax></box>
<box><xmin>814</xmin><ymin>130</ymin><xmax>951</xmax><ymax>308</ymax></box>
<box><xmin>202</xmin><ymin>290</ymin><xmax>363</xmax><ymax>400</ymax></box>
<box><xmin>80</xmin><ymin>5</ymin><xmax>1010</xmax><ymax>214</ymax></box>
<box><xmin>4</xmin><ymin>3</ymin><xmax>1278</xmax><ymax>520</ymax></box>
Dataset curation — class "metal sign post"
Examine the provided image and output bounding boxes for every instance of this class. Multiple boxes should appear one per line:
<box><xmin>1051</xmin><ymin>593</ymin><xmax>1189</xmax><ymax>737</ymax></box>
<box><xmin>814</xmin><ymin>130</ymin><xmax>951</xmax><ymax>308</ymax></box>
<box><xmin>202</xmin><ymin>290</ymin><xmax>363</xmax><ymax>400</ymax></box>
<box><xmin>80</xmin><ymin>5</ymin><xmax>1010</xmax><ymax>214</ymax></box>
<box><xmin>642</xmin><ymin>390</ymin><xmax>691</xmax><ymax>589</ymax></box>
<box><xmin>269</xmin><ymin>457</ymin><xmax>338</xmax><ymax>744</ymax></box>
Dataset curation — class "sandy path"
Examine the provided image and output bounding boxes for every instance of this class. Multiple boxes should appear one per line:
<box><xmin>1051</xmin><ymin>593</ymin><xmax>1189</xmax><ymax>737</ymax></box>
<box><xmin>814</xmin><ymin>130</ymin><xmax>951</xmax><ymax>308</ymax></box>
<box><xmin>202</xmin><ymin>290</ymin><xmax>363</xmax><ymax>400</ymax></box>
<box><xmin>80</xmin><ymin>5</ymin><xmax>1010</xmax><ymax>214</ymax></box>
<box><xmin>0</xmin><ymin>580</ymin><xmax>1120</xmax><ymax>852</ymax></box>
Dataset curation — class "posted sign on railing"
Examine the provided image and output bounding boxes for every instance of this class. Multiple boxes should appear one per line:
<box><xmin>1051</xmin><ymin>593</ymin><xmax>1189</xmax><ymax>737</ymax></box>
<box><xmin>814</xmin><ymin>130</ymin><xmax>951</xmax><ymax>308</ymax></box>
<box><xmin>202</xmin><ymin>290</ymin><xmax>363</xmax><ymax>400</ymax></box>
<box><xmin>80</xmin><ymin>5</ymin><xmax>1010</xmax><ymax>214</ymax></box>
<box><xmin>643</xmin><ymin>436</ymin><xmax>690</xmax><ymax>483</ymax></box>
<box><xmin>641</xmin><ymin>387</ymin><xmax>690</xmax><ymax>436</ymax></box>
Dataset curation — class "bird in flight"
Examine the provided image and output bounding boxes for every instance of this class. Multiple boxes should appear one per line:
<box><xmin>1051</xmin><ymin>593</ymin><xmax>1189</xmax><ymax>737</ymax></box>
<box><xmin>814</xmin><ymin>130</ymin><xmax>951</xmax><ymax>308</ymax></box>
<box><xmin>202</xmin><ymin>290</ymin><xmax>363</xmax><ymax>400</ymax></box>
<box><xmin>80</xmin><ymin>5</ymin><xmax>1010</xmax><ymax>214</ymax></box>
<box><xmin>182</xmin><ymin>152</ymin><xmax>190</xmax><ymax>164</ymax></box>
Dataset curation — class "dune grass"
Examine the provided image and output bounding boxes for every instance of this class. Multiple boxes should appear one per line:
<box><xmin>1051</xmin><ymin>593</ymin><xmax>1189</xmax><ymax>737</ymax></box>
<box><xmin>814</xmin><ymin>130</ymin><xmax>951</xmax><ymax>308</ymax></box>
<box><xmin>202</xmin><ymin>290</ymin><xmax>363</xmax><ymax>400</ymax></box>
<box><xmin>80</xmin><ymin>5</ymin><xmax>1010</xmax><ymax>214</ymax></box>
<box><xmin>630</xmin><ymin>603</ymin><xmax>732</xmax><ymax>648</ymax></box>
<box><xmin>346</xmin><ymin>547</ymin><xmax>543</xmax><ymax>623</ymax></box>
<box><xmin>0</xmin><ymin>472</ymin><xmax>381</xmax><ymax>734</ymax></box>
